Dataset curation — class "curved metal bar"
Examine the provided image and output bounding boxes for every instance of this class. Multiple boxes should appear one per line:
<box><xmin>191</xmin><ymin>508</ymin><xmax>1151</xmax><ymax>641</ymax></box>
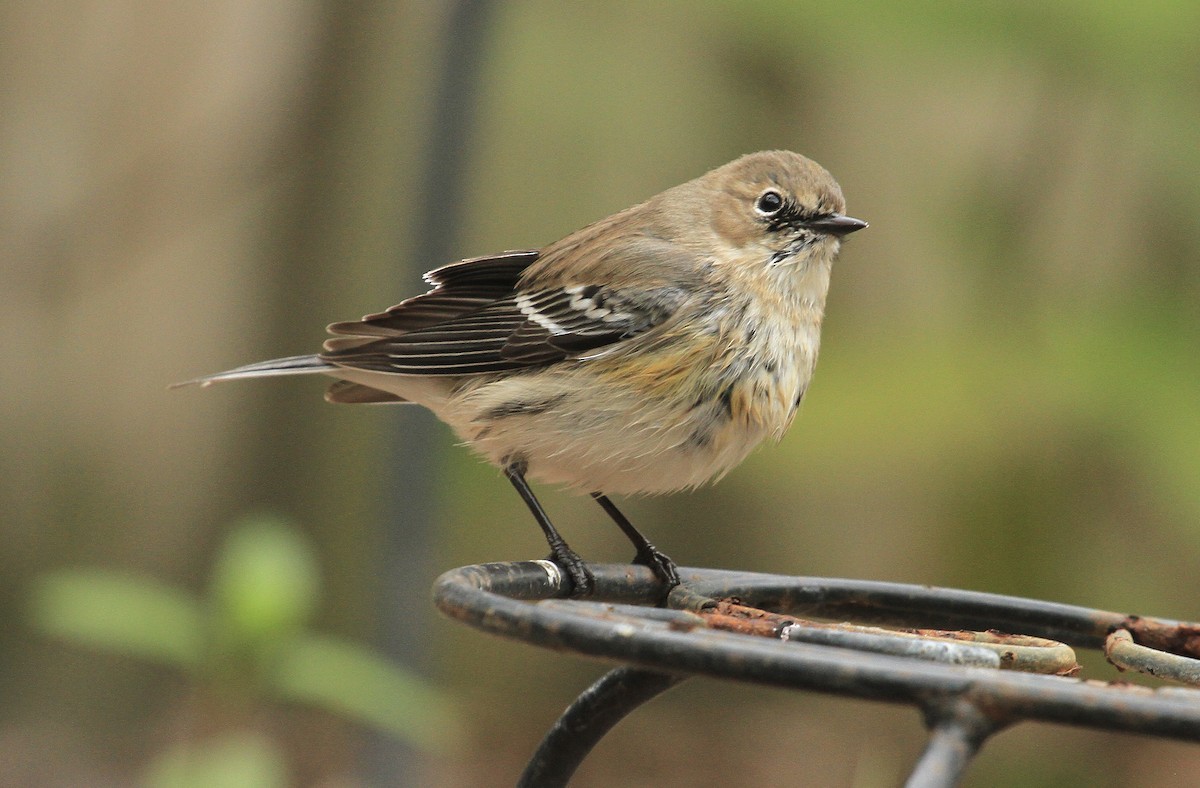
<box><xmin>697</xmin><ymin>600</ymin><xmax>1076</xmax><ymax>673</ymax></box>
<box><xmin>517</xmin><ymin>667</ymin><xmax>686</xmax><ymax>788</ymax></box>
<box><xmin>1107</xmin><ymin>629</ymin><xmax>1200</xmax><ymax>686</ymax></box>
<box><xmin>434</xmin><ymin>562</ymin><xmax>1200</xmax><ymax>784</ymax></box>
<box><xmin>668</xmin><ymin>570</ymin><xmax>1149</xmax><ymax>649</ymax></box>
<box><xmin>433</xmin><ymin>563</ymin><xmax>1200</xmax><ymax>741</ymax></box>
<box><xmin>778</xmin><ymin>623</ymin><xmax>1004</xmax><ymax>669</ymax></box>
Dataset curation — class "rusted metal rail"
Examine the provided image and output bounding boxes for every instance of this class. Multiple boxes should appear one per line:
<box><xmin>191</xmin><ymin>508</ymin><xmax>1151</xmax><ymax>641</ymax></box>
<box><xmin>433</xmin><ymin>562</ymin><xmax>1200</xmax><ymax>787</ymax></box>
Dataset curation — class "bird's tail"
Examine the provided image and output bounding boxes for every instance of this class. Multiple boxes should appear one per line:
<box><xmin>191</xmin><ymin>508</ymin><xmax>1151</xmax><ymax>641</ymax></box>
<box><xmin>170</xmin><ymin>354</ymin><xmax>334</xmax><ymax>388</ymax></box>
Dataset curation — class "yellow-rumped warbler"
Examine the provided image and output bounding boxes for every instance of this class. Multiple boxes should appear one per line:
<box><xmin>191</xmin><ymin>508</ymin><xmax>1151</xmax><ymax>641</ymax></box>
<box><xmin>176</xmin><ymin>150</ymin><xmax>866</xmax><ymax>595</ymax></box>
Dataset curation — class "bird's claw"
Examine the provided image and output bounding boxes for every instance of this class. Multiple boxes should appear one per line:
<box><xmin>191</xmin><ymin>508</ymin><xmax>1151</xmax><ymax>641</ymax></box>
<box><xmin>634</xmin><ymin>545</ymin><xmax>680</xmax><ymax>588</ymax></box>
<box><xmin>549</xmin><ymin>548</ymin><xmax>596</xmax><ymax>597</ymax></box>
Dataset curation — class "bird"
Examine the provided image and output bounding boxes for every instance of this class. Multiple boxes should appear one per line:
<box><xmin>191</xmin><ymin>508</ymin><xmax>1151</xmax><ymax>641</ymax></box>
<box><xmin>174</xmin><ymin>150</ymin><xmax>866</xmax><ymax>597</ymax></box>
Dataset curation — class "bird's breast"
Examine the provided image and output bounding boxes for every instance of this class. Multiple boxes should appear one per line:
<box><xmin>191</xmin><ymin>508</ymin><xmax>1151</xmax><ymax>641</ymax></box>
<box><xmin>705</xmin><ymin>302</ymin><xmax>823</xmax><ymax>441</ymax></box>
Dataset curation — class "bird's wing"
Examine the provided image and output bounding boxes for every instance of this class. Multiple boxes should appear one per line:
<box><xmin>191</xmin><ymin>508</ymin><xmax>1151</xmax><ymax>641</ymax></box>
<box><xmin>325</xmin><ymin>250</ymin><xmax>539</xmax><ymax>341</ymax></box>
<box><xmin>321</xmin><ymin>281</ymin><xmax>688</xmax><ymax>376</ymax></box>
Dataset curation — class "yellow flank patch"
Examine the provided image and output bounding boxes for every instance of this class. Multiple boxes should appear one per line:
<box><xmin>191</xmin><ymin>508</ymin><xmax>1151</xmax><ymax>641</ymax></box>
<box><xmin>593</xmin><ymin>333</ymin><xmax>718</xmax><ymax>397</ymax></box>
<box><xmin>730</xmin><ymin>383</ymin><xmax>756</xmax><ymax>424</ymax></box>
<box><xmin>733</xmin><ymin>373</ymin><xmax>799</xmax><ymax>431</ymax></box>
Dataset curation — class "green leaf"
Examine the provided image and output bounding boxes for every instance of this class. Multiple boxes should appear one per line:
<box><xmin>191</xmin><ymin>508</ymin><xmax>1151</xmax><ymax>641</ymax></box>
<box><xmin>211</xmin><ymin>514</ymin><xmax>319</xmax><ymax>646</ymax></box>
<box><xmin>30</xmin><ymin>570</ymin><xmax>203</xmax><ymax>670</ymax></box>
<box><xmin>142</xmin><ymin>731</ymin><xmax>287</xmax><ymax>788</ymax></box>
<box><xmin>273</xmin><ymin>634</ymin><xmax>460</xmax><ymax>750</ymax></box>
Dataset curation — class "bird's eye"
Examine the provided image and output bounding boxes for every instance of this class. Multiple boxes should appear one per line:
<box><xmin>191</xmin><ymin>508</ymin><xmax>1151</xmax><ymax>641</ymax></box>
<box><xmin>756</xmin><ymin>190</ymin><xmax>784</xmax><ymax>216</ymax></box>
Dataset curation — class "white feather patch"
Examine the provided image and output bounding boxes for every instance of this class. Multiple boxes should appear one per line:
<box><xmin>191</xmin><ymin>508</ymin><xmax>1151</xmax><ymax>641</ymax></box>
<box><xmin>517</xmin><ymin>293</ymin><xmax>567</xmax><ymax>334</ymax></box>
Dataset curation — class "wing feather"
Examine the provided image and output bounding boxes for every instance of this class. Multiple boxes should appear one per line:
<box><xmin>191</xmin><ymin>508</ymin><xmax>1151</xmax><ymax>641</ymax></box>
<box><xmin>319</xmin><ymin>247</ymin><xmax>691</xmax><ymax>376</ymax></box>
<box><xmin>326</xmin><ymin>250</ymin><xmax>538</xmax><ymax>338</ymax></box>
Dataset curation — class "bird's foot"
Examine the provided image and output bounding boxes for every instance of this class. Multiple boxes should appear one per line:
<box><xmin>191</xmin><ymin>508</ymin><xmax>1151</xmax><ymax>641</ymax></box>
<box><xmin>548</xmin><ymin>546</ymin><xmax>595</xmax><ymax>597</ymax></box>
<box><xmin>633</xmin><ymin>544</ymin><xmax>680</xmax><ymax>588</ymax></box>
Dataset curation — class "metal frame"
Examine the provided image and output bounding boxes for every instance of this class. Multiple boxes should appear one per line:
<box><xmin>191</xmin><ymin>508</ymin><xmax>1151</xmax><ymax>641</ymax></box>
<box><xmin>433</xmin><ymin>561</ymin><xmax>1200</xmax><ymax>787</ymax></box>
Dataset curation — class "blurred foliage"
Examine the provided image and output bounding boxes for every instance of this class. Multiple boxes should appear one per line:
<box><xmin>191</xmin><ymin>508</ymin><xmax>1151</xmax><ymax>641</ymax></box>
<box><xmin>143</xmin><ymin>733</ymin><xmax>287</xmax><ymax>788</ymax></box>
<box><xmin>210</xmin><ymin>515</ymin><xmax>320</xmax><ymax>667</ymax></box>
<box><xmin>33</xmin><ymin>571</ymin><xmax>205</xmax><ymax>671</ymax></box>
<box><xmin>30</xmin><ymin>515</ymin><xmax>458</xmax><ymax>784</ymax></box>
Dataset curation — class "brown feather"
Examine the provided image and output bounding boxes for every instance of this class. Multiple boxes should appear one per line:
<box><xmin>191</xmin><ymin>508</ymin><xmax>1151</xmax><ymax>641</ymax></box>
<box><xmin>324</xmin><ymin>380</ymin><xmax>409</xmax><ymax>404</ymax></box>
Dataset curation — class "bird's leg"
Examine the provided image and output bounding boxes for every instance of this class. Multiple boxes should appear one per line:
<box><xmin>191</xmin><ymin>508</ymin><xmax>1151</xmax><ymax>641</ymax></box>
<box><xmin>590</xmin><ymin>493</ymin><xmax>680</xmax><ymax>588</ymax></box>
<box><xmin>504</xmin><ymin>462</ymin><xmax>595</xmax><ymax>597</ymax></box>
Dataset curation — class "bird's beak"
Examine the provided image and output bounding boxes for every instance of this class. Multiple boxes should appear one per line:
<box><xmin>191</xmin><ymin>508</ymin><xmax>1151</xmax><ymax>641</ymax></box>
<box><xmin>805</xmin><ymin>213</ymin><xmax>868</xmax><ymax>237</ymax></box>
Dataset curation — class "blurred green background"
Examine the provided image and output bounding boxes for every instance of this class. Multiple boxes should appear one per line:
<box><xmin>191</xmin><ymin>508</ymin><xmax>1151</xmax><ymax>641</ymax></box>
<box><xmin>6</xmin><ymin>1</ymin><xmax>1200</xmax><ymax>785</ymax></box>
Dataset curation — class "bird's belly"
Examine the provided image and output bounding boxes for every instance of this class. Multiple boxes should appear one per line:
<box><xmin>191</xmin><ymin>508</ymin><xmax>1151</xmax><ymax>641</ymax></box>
<box><xmin>440</xmin><ymin>358</ymin><xmax>808</xmax><ymax>495</ymax></box>
<box><xmin>468</xmin><ymin>399</ymin><xmax>771</xmax><ymax>494</ymax></box>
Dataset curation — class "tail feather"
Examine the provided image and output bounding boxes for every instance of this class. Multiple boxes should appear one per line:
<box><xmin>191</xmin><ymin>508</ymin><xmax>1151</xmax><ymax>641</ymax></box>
<box><xmin>171</xmin><ymin>354</ymin><xmax>334</xmax><ymax>388</ymax></box>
